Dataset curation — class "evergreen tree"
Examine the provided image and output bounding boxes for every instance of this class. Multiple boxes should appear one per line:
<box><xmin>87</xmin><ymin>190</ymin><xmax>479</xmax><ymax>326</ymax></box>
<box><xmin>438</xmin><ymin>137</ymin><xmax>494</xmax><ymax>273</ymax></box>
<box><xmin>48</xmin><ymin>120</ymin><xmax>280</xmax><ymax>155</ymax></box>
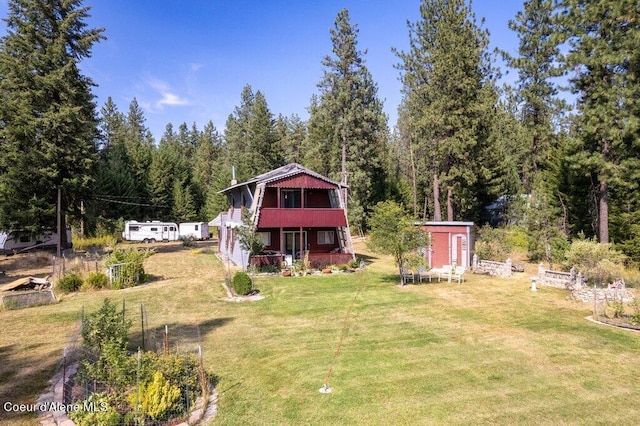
<box><xmin>275</xmin><ymin>114</ymin><xmax>306</xmax><ymax>165</ymax></box>
<box><xmin>247</xmin><ymin>91</ymin><xmax>283</xmax><ymax>173</ymax></box>
<box><xmin>94</xmin><ymin>98</ymin><xmax>138</xmax><ymax>222</ymax></box>
<box><xmin>504</xmin><ymin>0</ymin><xmax>566</xmax><ymax>193</ymax></box>
<box><xmin>305</xmin><ymin>8</ymin><xmax>389</xmax><ymax>231</ymax></box>
<box><xmin>559</xmin><ymin>0</ymin><xmax>640</xmax><ymax>243</ymax></box>
<box><xmin>223</xmin><ymin>85</ymin><xmax>254</xmax><ymax>182</ymax></box>
<box><xmin>0</xmin><ymin>0</ymin><xmax>104</xmax><ymax>246</ymax></box>
<box><xmin>147</xmin><ymin>124</ymin><xmax>178</xmax><ymax>219</ymax></box>
<box><xmin>124</xmin><ymin>99</ymin><xmax>154</xmax><ymax>218</ymax></box>
<box><xmin>171</xmin><ymin>178</ymin><xmax>197</xmax><ymax>222</ymax></box>
<box><xmin>395</xmin><ymin>0</ymin><xmax>497</xmax><ymax>222</ymax></box>
<box><xmin>192</xmin><ymin>120</ymin><xmax>223</xmax><ymax>218</ymax></box>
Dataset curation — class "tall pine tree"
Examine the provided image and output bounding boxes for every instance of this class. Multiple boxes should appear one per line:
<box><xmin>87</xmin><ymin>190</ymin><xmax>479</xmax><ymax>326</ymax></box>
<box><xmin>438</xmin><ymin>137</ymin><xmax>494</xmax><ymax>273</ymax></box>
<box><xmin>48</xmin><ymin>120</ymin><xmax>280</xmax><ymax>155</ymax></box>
<box><xmin>560</xmin><ymin>0</ymin><xmax>640</xmax><ymax>243</ymax></box>
<box><xmin>395</xmin><ymin>0</ymin><xmax>497</xmax><ymax>222</ymax></box>
<box><xmin>304</xmin><ymin>8</ymin><xmax>389</xmax><ymax>232</ymax></box>
<box><xmin>0</xmin><ymin>0</ymin><xmax>104</xmax><ymax>246</ymax></box>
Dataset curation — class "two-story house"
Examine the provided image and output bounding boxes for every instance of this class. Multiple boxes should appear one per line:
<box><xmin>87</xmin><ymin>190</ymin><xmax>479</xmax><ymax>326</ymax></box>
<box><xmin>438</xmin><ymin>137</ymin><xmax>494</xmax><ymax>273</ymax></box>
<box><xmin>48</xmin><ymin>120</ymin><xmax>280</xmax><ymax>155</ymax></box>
<box><xmin>217</xmin><ymin>163</ymin><xmax>355</xmax><ymax>269</ymax></box>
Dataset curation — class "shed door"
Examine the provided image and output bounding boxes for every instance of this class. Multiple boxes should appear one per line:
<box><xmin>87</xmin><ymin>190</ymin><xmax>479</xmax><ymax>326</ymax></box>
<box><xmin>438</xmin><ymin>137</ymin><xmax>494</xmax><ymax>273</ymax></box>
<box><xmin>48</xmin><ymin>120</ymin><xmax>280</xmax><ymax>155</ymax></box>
<box><xmin>451</xmin><ymin>234</ymin><xmax>468</xmax><ymax>268</ymax></box>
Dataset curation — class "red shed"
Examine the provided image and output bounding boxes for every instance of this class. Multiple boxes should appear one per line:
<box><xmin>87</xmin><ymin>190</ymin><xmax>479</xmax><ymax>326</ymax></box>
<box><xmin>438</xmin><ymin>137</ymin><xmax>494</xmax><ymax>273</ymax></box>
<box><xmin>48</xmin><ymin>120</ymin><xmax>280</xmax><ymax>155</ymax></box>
<box><xmin>419</xmin><ymin>222</ymin><xmax>475</xmax><ymax>270</ymax></box>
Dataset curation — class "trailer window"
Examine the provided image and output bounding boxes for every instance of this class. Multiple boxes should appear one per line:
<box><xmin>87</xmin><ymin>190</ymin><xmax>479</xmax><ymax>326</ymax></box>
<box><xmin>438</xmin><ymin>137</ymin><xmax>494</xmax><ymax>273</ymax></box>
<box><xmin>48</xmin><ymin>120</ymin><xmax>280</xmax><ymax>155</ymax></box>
<box><xmin>170</xmin><ymin>226</ymin><xmax>175</xmax><ymax>231</ymax></box>
<box><xmin>150</xmin><ymin>227</ymin><xmax>158</xmax><ymax>232</ymax></box>
<box><xmin>129</xmin><ymin>225</ymin><xmax>140</xmax><ymax>231</ymax></box>
<box><xmin>195</xmin><ymin>225</ymin><xmax>199</xmax><ymax>231</ymax></box>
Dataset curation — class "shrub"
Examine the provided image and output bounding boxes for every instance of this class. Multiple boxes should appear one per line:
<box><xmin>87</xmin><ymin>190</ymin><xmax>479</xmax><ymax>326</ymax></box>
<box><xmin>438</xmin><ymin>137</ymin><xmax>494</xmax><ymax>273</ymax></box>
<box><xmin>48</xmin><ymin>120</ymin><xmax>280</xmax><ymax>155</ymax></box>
<box><xmin>347</xmin><ymin>257</ymin><xmax>360</xmax><ymax>269</ymax></box>
<box><xmin>104</xmin><ymin>247</ymin><xmax>154</xmax><ymax>288</ymax></box>
<box><xmin>68</xmin><ymin>393</ymin><xmax>121</xmax><ymax>426</ymax></box>
<box><xmin>563</xmin><ymin>236</ymin><xmax>626</xmax><ymax>285</ymax></box>
<box><xmin>128</xmin><ymin>371</ymin><xmax>182</xmax><ymax>422</ymax></box>
<box><xmin>85</xmin><ymin>271</ymin><xmax>109</xmax><ymax>289</ymax></box>
<box><xmin>73</xmin><ymin>236</ymin><xmax>117</xmax><ymax>252</ymax></box>
<box><xmin>232</xmin><ymin>271</ymin><xmax>252</xmax><ymax>295</ymax></box>
<box><xmin>82</xmin><ymin>299</ymin><xmax>130</xmax><ymax>354</ymax></box>
<box><xmin>138</xmin><ymin>352</ymin><xmax>203</xmax><ymax>409</ymax></box>
<box><xmin>474</xmin><ymin>225</ymin><xmax>511</xmax><ymax>261</ymax></box>
<box><xmin>57</xmin><ymin>272</ymin><xmax>83</xmax><ymax>293</ymax></box>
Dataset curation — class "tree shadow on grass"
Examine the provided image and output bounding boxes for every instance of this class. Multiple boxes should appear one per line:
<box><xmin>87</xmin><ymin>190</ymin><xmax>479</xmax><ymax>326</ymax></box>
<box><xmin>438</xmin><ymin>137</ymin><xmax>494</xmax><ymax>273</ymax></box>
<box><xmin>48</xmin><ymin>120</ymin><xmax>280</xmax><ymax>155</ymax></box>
<box><xmin>380</xmin><ymin>273</ymin><xmax>403</xmax><ymax>284</ymax></box>
<box><xmin>128</xmin><ymin>317</ymin><xmax>234</xmax><ymax>354</ymax></box>
<box><xmin>0</xmin><ymin>343</ymin><xmax>59</xmax><ymax>423</ymax></box>
<box><xmin>354</xmin><ymin>252</ymin><xmax>378</xmax><ymax>265</ymax></box>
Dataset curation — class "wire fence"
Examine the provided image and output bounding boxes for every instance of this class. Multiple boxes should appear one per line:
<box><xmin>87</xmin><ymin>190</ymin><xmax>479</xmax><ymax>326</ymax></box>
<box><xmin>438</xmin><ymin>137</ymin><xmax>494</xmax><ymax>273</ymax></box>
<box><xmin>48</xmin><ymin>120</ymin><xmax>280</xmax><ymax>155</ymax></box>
<box><xmin>55</xmin><ymin>300</ymin><xmax>211</xmax><ymax>422</ymax></box>
<box><xmin>51</xmin><ymin>253</ymin><xmax>103</xmax><ymax>281</ymax></box>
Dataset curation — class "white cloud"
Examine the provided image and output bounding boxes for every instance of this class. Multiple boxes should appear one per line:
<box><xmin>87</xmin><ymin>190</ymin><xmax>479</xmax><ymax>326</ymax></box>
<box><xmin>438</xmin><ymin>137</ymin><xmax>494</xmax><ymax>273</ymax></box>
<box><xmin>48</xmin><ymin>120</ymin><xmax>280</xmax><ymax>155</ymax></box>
<box><xmin>157</xmin><ymin>92</ymin><xmax>189</xmax><ymax>107</ymax></box>
<box><xmin>141</xmin><ymin>74</ymin><xmax>190</xmax><ymax>111</ymax></box>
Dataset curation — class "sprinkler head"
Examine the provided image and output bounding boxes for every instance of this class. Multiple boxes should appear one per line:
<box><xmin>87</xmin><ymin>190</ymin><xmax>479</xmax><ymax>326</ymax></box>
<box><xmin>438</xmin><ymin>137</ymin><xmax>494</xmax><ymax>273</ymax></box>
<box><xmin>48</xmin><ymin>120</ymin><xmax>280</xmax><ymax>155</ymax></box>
<box><xmin>319</xmin><ymin>384</ymin><xmax>332</xmax><ymax>394</ymax></box>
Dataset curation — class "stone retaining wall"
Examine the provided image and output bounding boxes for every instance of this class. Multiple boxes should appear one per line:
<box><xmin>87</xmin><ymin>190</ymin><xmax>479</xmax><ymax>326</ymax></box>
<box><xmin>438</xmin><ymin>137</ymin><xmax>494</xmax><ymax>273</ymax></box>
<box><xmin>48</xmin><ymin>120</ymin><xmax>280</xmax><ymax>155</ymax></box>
<box><xmin>571</xmin><ymin>287</ymin><xmax>635</xmax><ymax>304</ymax></box>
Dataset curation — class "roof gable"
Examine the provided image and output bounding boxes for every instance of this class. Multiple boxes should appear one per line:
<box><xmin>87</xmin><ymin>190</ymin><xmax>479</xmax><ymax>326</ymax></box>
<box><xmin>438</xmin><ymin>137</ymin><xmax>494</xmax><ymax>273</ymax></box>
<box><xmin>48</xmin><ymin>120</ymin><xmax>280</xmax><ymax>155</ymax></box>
<box><xmin>220</xmin><ymin>163</ymin><xmax>344</xmax><ymax>193</ymax></box>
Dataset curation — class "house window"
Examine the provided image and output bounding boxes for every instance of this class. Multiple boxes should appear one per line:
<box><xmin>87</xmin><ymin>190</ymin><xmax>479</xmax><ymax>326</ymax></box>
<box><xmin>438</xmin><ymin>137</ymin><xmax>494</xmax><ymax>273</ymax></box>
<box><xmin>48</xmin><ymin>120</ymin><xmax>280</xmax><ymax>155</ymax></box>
<box><xmin>257</xmin><ymin>232</ymin><xmax>271</xmax><ymax>246</ymax></box>
<box><xmin>317</xmin><ymin>230</ymin><xmax>335</xmax><ymax>245</ymax></box>
<box><xmin>281</xmin><ymin>189</ymin><xmax>301</xmax><ymax>208</ymax></box>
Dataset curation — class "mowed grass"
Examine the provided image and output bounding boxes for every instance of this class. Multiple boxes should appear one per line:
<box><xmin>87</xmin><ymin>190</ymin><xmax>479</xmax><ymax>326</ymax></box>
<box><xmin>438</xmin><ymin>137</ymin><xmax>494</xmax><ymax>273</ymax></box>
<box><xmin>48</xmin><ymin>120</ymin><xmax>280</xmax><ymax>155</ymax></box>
<box><xmin>2</xmin><ymin>241</ymin><xmax>640</xmax><ymax>425</ymax></box>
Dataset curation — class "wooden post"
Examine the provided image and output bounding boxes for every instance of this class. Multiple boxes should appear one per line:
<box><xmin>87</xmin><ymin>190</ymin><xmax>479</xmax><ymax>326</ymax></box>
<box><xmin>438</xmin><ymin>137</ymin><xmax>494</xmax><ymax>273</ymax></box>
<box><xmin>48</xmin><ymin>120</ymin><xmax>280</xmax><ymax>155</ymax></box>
<box><xmin>140</xmin><ymin>303</ymin><xmax>145</xmax><ymax>351</ymax></box>
<box><xmin>164</xmin><ymin>325</ymin><xmax>169</xmax><ymax>355</ymax></box>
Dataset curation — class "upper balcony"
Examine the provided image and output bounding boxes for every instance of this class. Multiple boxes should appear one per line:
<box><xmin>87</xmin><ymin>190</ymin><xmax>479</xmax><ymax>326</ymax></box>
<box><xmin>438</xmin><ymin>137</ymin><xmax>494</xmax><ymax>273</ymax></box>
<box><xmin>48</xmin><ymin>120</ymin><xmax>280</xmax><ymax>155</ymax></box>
<box><xmin>257</xmin><ymin>208</ymin><xmax>347</xmax><ymax>228</ymax></box>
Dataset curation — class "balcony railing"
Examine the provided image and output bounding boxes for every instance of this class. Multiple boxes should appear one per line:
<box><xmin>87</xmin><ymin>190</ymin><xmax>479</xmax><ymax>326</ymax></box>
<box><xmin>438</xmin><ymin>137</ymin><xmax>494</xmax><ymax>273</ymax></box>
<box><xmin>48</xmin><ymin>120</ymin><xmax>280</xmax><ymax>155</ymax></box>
<box><xmin>257</xmin><ymin>208</ymin><xmax>347</xmax><ymax>228</ymax></box>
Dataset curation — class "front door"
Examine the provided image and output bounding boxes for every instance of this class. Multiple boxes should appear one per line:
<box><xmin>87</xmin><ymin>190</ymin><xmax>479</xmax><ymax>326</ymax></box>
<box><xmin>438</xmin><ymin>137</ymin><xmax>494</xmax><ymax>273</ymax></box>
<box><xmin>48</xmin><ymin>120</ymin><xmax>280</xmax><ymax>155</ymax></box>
<box><xmin>284</xmin><ymin>231</ymin><xmax>307</xmax><ymax>259</ymax></box>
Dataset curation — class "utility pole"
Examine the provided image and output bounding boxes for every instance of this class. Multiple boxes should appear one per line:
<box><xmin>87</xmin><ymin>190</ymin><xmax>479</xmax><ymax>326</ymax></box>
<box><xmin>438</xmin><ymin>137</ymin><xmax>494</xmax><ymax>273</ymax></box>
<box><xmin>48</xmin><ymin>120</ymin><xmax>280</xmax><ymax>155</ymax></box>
<box><xmin>57</xmin><ymin>186</ymin><xmax>61</xmax><ymax>257</ymax></box>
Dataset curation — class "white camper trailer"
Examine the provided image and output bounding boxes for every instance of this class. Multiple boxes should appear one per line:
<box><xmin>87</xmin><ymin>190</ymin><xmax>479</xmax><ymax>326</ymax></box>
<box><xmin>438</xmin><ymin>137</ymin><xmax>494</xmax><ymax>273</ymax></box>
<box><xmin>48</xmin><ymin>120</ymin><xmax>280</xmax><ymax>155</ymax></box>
<box><xmin>0</xmin><ymin>228</ymin><xmax>72</xmax><ymax>254</ymax></box>
<box><xmin>179</xmin><ymin>222</ymin><xmax>209</xmax><ymax>240</ymax></box>
<box><xmin>122</xmin><ymin>221</ymin><xmax>179</xmax><ymax>243</ymax></box>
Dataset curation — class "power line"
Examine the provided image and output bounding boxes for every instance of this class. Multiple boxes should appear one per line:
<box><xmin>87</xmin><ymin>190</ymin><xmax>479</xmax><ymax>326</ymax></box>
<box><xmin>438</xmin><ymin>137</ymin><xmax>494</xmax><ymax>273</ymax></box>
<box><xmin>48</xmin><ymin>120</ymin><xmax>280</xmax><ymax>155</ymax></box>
<box><xmin>94</xmin><ymin>197</ymin><xmax>169</xmax><ymax>208</ymax></box>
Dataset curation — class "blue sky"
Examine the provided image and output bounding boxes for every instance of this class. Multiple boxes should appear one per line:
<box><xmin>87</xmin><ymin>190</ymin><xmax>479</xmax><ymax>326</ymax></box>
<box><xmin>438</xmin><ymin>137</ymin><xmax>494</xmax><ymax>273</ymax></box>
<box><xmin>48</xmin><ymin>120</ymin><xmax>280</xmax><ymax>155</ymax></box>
<box><xmin>0</xmin><ymin>0</ymin><xmax>524</xmax><ymax>141</ymax></box>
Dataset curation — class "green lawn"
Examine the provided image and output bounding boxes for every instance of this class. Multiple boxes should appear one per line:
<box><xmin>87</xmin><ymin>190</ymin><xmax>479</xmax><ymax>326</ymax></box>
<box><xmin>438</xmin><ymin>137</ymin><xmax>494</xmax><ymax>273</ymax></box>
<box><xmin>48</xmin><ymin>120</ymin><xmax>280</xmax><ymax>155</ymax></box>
<box><xmin>2</xmin><ymin>243</ymin><xmax>640</xmax><ymax>425</ymax></box>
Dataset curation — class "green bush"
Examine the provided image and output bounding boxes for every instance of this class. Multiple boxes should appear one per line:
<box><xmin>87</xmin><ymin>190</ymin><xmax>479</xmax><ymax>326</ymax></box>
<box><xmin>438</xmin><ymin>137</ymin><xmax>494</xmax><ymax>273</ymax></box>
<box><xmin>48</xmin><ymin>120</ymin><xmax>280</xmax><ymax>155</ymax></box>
<box><xmin>138</xmin><ymin>351</ymin><xmax>203</xmax><ymax>411</ymax></box>
<box><xmin>57</xmin><ymin>272</ymin><xmax>83</xmax><ymax>293</ymax></box>
<box><xmin>85</xmin><ymin>271</ymin><xmax>109</xmax><ymax>289</ymax></box>
<box><xmin>128</xmin><ymin>371</ymin><xmax>182</xmax><ymax>422</ymax></box>
<box><xmin>347</xmin><ymin>257</ymin><xmax>360</xmax><ymax>269</ymax></box>
<box><xmin>563</xmin><ymin>236</ymin><xmax>626</xmax><ymax>285</ymax></box>
<box><xmin>232</xmin><ymin>271</ymin><xmax>253</xmax><ymax>295</ymax></box>
<box><xmin>81</xmin><ymin>299</ymin><xmax>130</xmax><ymax>354</ymax></box>
<box><xmin>73</xmin><ymin>236</ymin><xmax>117</xmax><ymax>252</ymax></box>
<box><xmin>104</xmin><ymin>247</ymin><xmax>154</xmax><ymax>288</ymax></box>
<box><xmin>474</xmin><ymin>225</ymin><xmax>511</xmax><ymax>261</ymax></box>
<box><xmin>68</xmin><ymin>393</ymin><xmax>121</xmax><ymax>426</ymax></box>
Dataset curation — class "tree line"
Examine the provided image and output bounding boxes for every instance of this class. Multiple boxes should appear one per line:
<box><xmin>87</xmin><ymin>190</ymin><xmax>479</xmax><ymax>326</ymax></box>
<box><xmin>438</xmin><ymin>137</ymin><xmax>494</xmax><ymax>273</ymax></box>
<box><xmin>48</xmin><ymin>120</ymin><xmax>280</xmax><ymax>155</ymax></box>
<box><xmin>0</xmin><ymin>0</ymin><xmax>638</xmax><ymax>264</ymax></box>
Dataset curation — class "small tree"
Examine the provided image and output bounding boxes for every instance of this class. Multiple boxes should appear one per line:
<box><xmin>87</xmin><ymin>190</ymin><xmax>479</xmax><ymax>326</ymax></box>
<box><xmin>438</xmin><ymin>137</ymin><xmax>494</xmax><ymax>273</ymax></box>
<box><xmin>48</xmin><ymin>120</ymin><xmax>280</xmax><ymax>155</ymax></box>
<box><xmin>368</xmin><ymin>201</ymin><xmax>426</xmax><ymax>285</ymax></box>
<box><xmin>563</xmin><ymin>236</ymin><xmax>626</xmax><ymax>286</ymax></box>
<box><xmin>235</xmin><ymin>209</ymin><xmax>265</xmax><ymax>268</ymax></box>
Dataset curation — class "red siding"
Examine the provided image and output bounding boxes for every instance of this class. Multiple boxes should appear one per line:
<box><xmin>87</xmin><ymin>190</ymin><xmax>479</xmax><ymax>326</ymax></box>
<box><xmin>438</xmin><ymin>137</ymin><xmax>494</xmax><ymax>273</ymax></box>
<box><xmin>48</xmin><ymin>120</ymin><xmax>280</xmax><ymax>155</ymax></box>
<box><xmin>306</xmin><ymin>189</ymin><xmax>332</xmax><ymax>208</ymax></box>
<box><xmin>269</xmin><ymin>174</ymin><xmax>337</xmax><ymax>189</ymax></box>
<box><xmin>262</xmin><ymin>188</ymin><xmax>278</xmax><ymax>208</ymax></box>
<box><xmin>420</xmin><ymin>223</ymin><xmax>474</xmax><ymax>269</ymax></box>
<box><xmin>258</xmin><ymin>208</ymin><xmax>347</xmax><ymax>228</ymax></box>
